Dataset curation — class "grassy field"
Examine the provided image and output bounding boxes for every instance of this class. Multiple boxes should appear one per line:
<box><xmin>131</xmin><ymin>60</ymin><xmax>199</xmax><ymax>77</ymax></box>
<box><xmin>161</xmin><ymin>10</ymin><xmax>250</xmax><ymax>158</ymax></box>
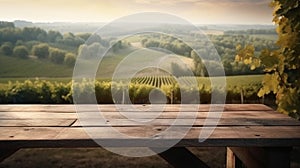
<box><xmin>0</xmin><ymin>47</ymin><xmax>137</xmax><ymax>78</ymax></box>
<box><xmin>0</xmin><ymin>55</ymin><xmax>74</xmax><ymax>78</ymax></box>
<box><xmin>0</xmin><ymin>47</ymin><xmax>194</xmax><ymax>79</ymax></box>
<box><xmin>0</xmin><ymin>47</ymin><xmax>193</xmax><ymax>81</ymax></box>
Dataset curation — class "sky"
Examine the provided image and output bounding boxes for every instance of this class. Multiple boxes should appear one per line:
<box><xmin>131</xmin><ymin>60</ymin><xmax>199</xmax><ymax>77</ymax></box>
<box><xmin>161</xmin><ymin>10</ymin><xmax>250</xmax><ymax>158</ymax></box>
<box><xmin>0</xmin><ymin>0</ymin><xmax>273</xmax><ymax>24</ymax></box>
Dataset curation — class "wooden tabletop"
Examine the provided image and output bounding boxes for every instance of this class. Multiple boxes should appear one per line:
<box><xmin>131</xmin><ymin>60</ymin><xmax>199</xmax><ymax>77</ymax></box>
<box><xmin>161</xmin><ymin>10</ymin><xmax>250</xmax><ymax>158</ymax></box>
<box><xmin>0</xmin><ymin>104</ymin><xmax>300</xmax><ymax>148</ymax></box>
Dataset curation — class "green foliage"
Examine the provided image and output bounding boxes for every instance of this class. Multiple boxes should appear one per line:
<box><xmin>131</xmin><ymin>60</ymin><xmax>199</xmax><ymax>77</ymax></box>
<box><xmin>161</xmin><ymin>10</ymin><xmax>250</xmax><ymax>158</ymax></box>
<box><xmin>64</xmin><ymin>53</ymin><xmax>76</xmax><ymax>67</ymax></box>
<box><xmin>141</xmin><ymin>34</ymin><xmax>192</xmax><ymax>57</ymax></box>
<box><xmin>32</xmin><ymin>43</ymin><xmax>49</xmax><ymax>58</ymax></box>
<box><xmin>137</xmin><ymin>32</ymin><xmax>275</xmax><ymax>76</ymax></box>
<box><xmin>78</xmin><ymin>42</ymin><xmax>105</xmax><ymax>59</ymax></box>
<box><xmin>77</xmin><ymin>33</ymin><xmax>91</xmax><ymax>41</ymax></box>
<box><xmin>235</xmin><ymin>1</ymin><xmax>300</xmax><ymax>119</ymax></box>
<box><xmin>49</xmin><ymin>48</ymin><xmax>66</xmax><ymax>64</ymax></box>
<box><xmin>2</xmin><ymin>79</ymin><xmax>71</xmax><ymax>104</ymax></box>
<box><xmin>171</xmin><ymin>62</ymin><xmax>191</xmax><ymax>77</ymax></box>
<box><xmin>0</xmin><ymin>21</ymin><xmax>15</xmax><ymax>29</ymax></box>
<box><xmin>0</xmin><ymin>43</ymin><xmax>13</xmax><ymax>56</ymax></box>
<box><xmin>0</xmin><ymin>76</ymin><xmax>264</xmax><ymax>104</ymax></box>
<box><xmin>131</xmin><ymin>75</ymin><xmax>264</xmax><ymax>104</ymax></box>
<box><xmin>57</xmin><ymin>32</ymin><xmax>84</xmax><ymax>48</ymax></box>
<box><xmin>47</xmin><ymin>30</ymin><xmax>63</xmax><ymax>43</ymax></box>
<box><xmin>0</xmin><ymin>25</ymin><xmax>83</xmax><ymax>54</ymax></box>
<box><xmin>95</xmin><ymin>81</ymin><xmax>112</xmax><ymax>103</ymax></box>
<box><xmin>0</xmin><ymin>27</ymin><xmax>22</xmax><ymax>44</ymax></box>
<box><xmin>191</xmin><ymin>50</ymin><xmax>206</xmax><ymax>76</ymax></box>
<box><xmin>13</xmin><ymin>45</ymin><xmax>29</xmax><ymax>58</ymax></box>
<box><xmin>235</xmin><ymin>44</ymin><xmax>260</xmax><ymax>70</ymax></box>
<box><xmin>15</xmin><ymin>40</ymin><xmax>24</xmax><ymax>46</ymax></box>
<box><xmin>22</xmin><ymin>27</ymin><xmax>47</xmax><ymax>42</ymax></box>
<box><xmin>0</xmin><ymin>21</ymin><xmax>279</xmax><ymax>76</ymax></box>
<box><xmin>225</xmin><ymin>29</ymin><xmax>276</xmax><ymax>35</ymax></box>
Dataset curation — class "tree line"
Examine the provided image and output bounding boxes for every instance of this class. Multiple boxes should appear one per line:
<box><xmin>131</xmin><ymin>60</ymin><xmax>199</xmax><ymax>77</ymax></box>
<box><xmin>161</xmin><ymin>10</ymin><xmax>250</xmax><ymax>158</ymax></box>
<box><xmin>0</xmin><ymin>21</ymin><xmax>128</xmax><ymax>66</ymax></box>
<box><xmin>140</xmin><ymin>32</ymin><xmax>277</xmax><ymax>76</ymax></box>
<box><xmin>224</xmin><ymin>29</ymin><xmax>276</xmax><ymax>35</ymax></box>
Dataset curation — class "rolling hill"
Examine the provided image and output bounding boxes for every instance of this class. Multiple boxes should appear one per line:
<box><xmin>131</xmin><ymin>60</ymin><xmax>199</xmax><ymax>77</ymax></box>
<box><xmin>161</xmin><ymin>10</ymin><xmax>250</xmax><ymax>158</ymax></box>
<box><xmin>0</xmin><ymin>47</ymin><xmax>194</xmax><ymax>79</ymax></box>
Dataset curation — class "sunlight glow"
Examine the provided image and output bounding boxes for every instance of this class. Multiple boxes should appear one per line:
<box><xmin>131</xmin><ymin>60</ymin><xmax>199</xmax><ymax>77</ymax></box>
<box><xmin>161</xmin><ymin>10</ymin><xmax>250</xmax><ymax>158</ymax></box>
<box><xmin>0</xmin><ymin>0</ymin><xmax>273</xmax><ymax>24</ymax></box>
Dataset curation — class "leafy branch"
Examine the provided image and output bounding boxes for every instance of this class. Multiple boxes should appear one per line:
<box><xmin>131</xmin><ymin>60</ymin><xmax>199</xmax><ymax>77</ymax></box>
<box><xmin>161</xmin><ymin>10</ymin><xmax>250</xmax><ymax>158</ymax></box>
<box><xmin>235</xmin><ymin>0</ymin><xmax>300</xmax><ymax>119</ymax></box>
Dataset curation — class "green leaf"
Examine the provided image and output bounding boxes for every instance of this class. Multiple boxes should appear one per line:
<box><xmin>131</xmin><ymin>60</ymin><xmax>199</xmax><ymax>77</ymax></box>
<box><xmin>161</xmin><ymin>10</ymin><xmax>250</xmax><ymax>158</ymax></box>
<box><xmin>260</xmin><ymin>49</ymin><xmax>279</xmax><ymax>70</ymax></box>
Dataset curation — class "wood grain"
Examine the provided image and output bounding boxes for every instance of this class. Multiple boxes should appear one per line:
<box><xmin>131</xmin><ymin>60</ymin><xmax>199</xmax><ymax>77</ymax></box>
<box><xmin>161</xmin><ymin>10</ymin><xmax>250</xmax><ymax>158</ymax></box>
<box><xmin>0</xmin><ymin>126</ymin><xmax>300</xmax><ymax>147</ymax></box>
<box><xmin>0</xmin><ymin>104</ymin><xmax>273</xmax><ymax>112</ymax></box>
<box><xmin>0</xmin><ymin>119</ymin><xmax>76</xmax><ymax>127</ymax></box>
<box><xmin>0</xmin><ymin>104</ymin><xmax>299</xmax><ymax>149</ymax></box>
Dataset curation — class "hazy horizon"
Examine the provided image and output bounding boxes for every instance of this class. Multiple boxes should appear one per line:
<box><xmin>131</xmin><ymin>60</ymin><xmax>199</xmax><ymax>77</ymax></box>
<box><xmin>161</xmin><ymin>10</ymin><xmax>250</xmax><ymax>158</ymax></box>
<box><xmin>0</xmin><ymin>0</ymin><xmax>273</xmax><ymax>25</ymax></box>
<box><xmin>8</xmin><ymin>19</ymin><xmax>274</xmax><ymax>25</ymax></box>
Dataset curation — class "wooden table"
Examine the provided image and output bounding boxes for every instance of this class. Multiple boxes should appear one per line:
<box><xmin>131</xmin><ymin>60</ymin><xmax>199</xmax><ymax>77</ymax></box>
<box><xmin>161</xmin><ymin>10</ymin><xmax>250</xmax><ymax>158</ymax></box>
<box><xmin>0</xmin><ymin>104</ymin><xmax>299</xmax><ymax>168</ymax></box>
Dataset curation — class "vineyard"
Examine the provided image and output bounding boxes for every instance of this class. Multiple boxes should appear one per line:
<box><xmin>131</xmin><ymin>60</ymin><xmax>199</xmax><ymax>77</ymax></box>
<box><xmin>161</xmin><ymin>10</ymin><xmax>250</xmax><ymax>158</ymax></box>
<box><xmin>131</xmin><ymin>75</ymin><xmax>262</xmax><ymax>91</ymax></box>
<box><xmin>0</xmin><ymin>75</ymin><xmax>273</xmax><ymax>104</ymax></box>
<box><xmin>131</xmin><ymin>76</ymin><xmax>177</xmax><ymax>87</ymax></box>
<box><xmin>130</xmin><ymin>75</ymin><xmax>265</xmax><ymax>104</ymax></box>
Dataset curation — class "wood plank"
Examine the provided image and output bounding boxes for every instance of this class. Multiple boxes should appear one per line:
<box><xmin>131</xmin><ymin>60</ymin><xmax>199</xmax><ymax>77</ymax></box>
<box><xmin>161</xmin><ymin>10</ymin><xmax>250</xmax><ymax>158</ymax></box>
<box><xmin>0</xmin><ymin>112</ymin><xmax>77</xmax><ymax>119</ymax></box>
<box><xmin>0</xmin><ymin>127</ymin><xmax>64</xmax><ymax>141</ymax></box>
<box><xmin>56</xmin><ymin>126</ymin><xmax>300</xmax><ymax>142</ymax></box>
<box><xmin>226</xmin><ymin>147</ymin><xmax>235</xmax><ymax>168</ymax></box>
<box><xmin>85</xmin><ymin>111</ymin><xmax>291</xmax><ymax>120</ymax></box>
<box><xmin>223</xmin><ymin>104</ymin><xmax>273</xmax><ymax>111</ymax></box>
<box><xmin>0</xmin><ymin>104</ymin><xmax>273</xmax><ymax>112</ymax></box>
<box><xmin>0</xmin><ymin>126</ymin><xmax>300</xmax><ymax>148</ymax></box>
<box><xmin>0</xmin><ymin>111</ymin><xmax>290</xmax><ymax>120</ymax></box>
<box><xmin>71</xmin><ymin>117</ymin><xmax>300</xmax><ymax>127</ymax></box>
<box><xmin>0</xmin><ymin>105</ymin><xmax>76</xmax><ymax>112</ymax></box>
<box><xmin>0</xmin><ymin>119</ymin><xmax>76</xmax><ymax>127</ymax></box>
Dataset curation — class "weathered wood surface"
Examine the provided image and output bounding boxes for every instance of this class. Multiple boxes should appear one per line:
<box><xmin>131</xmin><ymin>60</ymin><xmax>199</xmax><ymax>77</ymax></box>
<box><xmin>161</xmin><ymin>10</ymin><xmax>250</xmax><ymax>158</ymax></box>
<box><xmin>0</xmin><ymin>104</ymin><xmax>299</xmax><ymax>148</ymax></box>
<box><xmin>0</xmin><ymin>111</ymin><xmax>292</xmax><ymax>120</ymax></box>
<box><xmin>0</xmin><ymin>104</ymin><xmax>273</xmax><ymax>112</ymax></box>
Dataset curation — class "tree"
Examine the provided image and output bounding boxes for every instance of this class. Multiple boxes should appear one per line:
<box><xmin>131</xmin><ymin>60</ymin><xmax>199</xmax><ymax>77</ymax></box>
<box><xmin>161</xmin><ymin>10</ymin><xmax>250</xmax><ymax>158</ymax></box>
<box><xmin>171</xmin><ymin>62</ymin><xmax>190</xmax><ymax>77</ymax></box>
<box><xmin>64</xmin><ymin>53</ymin><xmax>76</xmax><ymax>66</ymax></box>
<box><xmin>49</xmin><ymin>48</ymin><xmax>65</xmax><ymax>64</ymax></box>
<box><xmin>58</xmin><ymin>32</ymin><xmax>84</xmax><ymax>47</ymax></box>
<box><xmin>15</xmin><ymin>40</ymin><xmax>24</xmax><ymax>46</ymax></box>
<box><xmin>32</xmin><ymin>43</ymin><xmax>49</xmax><ymax>58</ymax></box>
<box><xmin>235</xmin><ymin>1</ymin><xmax>300</xmax><ymax>119</ymax></box>
<box><xmin>0</xmin><ymin>27</ymin><xmax>22</xmax><ymax>44</ymax></box>
<box><xmin>77</xmin><ymin>33</ymin><xmax>91</xmax><ymax>41</ymax></box>
<box><xmin>47</xmin><ymin>30</ymin><xmax>62</xmax><ymax>43</ymax></box>
<box><xmin>13</xmin><ymin>46</ymin><xmax>29</xmax><ymax>58</ymax></box>
<box><xmin>78</xmin><ymin>43</ymin><xmax>104</xmax><ymax>59</ymax></box>
<box><xmin>0</xmin><ymin>43</ymin><xmax>13</xmax><ymax>56</ymax></box>
<box><xmin>0</xmin><ymin>21</ymin><xmax>15</xmax><ymax>29</ymax></box>
<box><xmin>191</xmin><ymin>50</ymin><xmax>206</xmax><ymax>76</ymax></box>
<box><xmin>86</xmin><ymin>34</ymin><xmax>102</xmax><ymax>45</ymax></box>
<box><xmin>22</xmin><ymin>27</ymin><xmax>47</xmax><ymax>42</ymax></box>
<box><xmin>223</xmin><ymin>60</ymin><xmax>233</xmax><ymax>75</ymax></box>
